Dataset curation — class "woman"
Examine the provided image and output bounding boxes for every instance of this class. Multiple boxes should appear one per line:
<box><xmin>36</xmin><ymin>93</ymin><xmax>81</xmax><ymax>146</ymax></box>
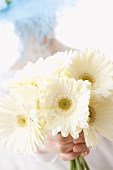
<box><xmin>0</xmin><ymin>0</ymin><xmax>89</xmax><ymax>170</ymax></box>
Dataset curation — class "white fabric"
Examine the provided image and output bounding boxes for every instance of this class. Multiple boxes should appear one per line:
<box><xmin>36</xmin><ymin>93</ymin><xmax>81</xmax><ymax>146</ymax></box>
<box><xmin>0</xmin><ymin>138</ymin><xmax>113</xmax><ymax>170</ymax></box>
<box><xmin>0</xmin><ymin>142</ymin><xmax>69</xmax><ymax>170</ymax></box>
<box><xmin>0</xmin><ymin>66</ymin><xmax>113</xmax><ymax>170</ymax></box>
<box><xmin>86</xmin><ymin>137</ymin><xmax>113</xmax><ymax>170</ymax></box>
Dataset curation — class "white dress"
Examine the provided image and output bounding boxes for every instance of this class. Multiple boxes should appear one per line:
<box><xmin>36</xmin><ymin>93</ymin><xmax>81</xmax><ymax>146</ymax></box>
<box><xmin>86</xmin><ymin>137</ymin><xmax>113</xmax><ymax>170</ymax></box>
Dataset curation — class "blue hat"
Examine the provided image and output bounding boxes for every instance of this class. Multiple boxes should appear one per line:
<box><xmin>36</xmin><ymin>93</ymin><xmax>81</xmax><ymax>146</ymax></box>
<box><xmin>0</xmin><ymin>0</ymin><xmax>77</xmax><ymax>39</ymax></box>
<box><xmin>0</xmin><ymin>0</ymin><xmax>77</xmax><ymax>64</ymax></box>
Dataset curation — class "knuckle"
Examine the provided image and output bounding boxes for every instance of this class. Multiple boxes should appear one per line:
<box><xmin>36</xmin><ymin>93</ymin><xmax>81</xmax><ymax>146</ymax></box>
<box><xmin>73</xmin><ymin>137</ymin><xmax>85</xmax><ymax>144</ymax></box>
<box><xmin>60</xmin><ymin>152</ymin><xmax>80</xmax><ymax>161</ymax></box>
<box><xmin>58</xmin><ymin>138</ymin><xmax>66</xmax><ymax>145</ymax></box>
<box><xmin>73</xmin><ymin>143</ymin><xmax>88</xmax><ymax>152</ymax></box>
<box><xmin>57</xmin><ymin>145</ymin><xmax>66</xmax><ymax>153</ymax></box>
<box><xmin>70</xmin><ymin>152</ymin><xmax>79</xmax><ymax>160</ymax></box>
<box><xmin>74</xmin><ymin>145</ymin><xmax>79</xmax><ymax>152</ymax></box>
<box><xmin>60</xmin><ymin>155</ymin><xmax>67</xmax><ymax>161</ymax></box>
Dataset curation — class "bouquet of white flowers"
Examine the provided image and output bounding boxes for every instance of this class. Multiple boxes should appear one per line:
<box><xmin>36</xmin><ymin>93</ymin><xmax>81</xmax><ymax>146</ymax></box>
<box><xmin>0</xmin><ymin>48</ymin><xmax>113</xmax><ymax>170</ymax></box>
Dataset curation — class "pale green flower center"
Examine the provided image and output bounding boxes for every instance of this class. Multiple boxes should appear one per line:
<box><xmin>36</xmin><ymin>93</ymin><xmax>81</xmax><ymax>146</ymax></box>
<box><xmin>79</xmin><ymin>73</ymin><xmax>95</xmax><ymax>84</ymax></box>
<box><xmin>17</xmin><ymin>115</ymin><xmax>27</xmax><ymax>127</ymax></box>
<box><xmin>58</xmin><ymin>98</ymin><xmax>72</xmax><ymax>111</ymax></box>
<box><xmin>89</xmin><ymin>106</ymin><xmax>96</xmax><ymax>123</ymax></box>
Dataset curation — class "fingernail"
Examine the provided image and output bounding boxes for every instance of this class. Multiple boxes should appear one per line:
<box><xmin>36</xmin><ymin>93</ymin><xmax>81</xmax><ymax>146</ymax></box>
<box><xmin>82</xmin><ymin>151</ymin><xmax>88</xmax><ymax>157</ymax></box>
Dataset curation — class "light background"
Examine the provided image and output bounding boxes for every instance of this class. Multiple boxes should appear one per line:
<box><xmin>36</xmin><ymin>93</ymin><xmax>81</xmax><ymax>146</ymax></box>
<box><xmin>55</xmin><ymin>0</ymin><xmax>113</xmax><ymax>60</ymax></box>
<box><xmin>0</xmin><ymin>0</ymin><xmax>113</xmax><ymax>72</ymax></box>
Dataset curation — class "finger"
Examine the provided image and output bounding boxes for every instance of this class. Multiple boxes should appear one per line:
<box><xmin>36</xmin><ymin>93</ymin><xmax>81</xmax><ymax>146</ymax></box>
<box><xmin>55</xmin><ymin>133</ymin><xmax>73</xmax><ymax>145</ymax></box>
<box><xmin>73</xmin><ymin>143</ymin><xmax>89</xmax><ymax>153</ymax></box>
<box><xmin>56</xmin><ymin>141</ymin><xmax>74</xmax><ymax>153</ymax></box>
<box><xmin>79</xmin><ymin>132</ymin><xmax>84</xmax><ymax>138</ymax></box>
<box><xmin>81</xmin><ymin>150</ymin><xmax>90</xmax><ymax>157</ymax></box>
<box><xmin>73</xmin><ymin>137</ymin><xmax>85</xmax><ymax>144</ymax></box>
<box><xmin>73</xmin><ymin>132</ymin><xmax>85</xmax><ymax>144</ymax></box>
<box><xmin>60</xmin><ymin>151</ymin><xmax>80</xmax><ymax>161</ymax></box>
<box><xmin>44</xmin><ymin>136</ymin><xmax>74</xmax><ymax>153</ymax></box>
<box><xmin>46</xmin><ymin>132</ymin><xmax>55</xmax><ymax>142</ymax></box>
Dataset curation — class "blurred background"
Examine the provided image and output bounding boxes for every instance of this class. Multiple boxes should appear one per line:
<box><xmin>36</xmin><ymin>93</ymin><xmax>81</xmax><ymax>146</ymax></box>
<box><xmin>55</xmin><ymin>0</ymin><xmax>113</xmax><ymax>59</ymax></box>
<box><xmin>0</xmin><ymin>0</ymin><xmax>113</xmax><ymax>72</ymax></box>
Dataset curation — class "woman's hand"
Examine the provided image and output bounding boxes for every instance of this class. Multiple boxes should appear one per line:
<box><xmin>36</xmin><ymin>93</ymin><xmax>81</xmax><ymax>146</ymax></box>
<box><xmin>37</xmin><ymin>132</ymin><xmax>89</xmax><ymax>161</ymax></box>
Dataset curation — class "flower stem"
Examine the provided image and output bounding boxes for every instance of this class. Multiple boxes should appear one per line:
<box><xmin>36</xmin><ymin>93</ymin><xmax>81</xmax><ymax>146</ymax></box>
<box><xmin>73</xmin><ymin>160</ymin><xmax>76</xmax><ymax>169</ymax></box>
<box><xmin>85</xmin><ymin>160</ymin><xmax>90</xmax><ymax>170</ymax></box>
<box><xmin>70</xmin><ymin>160</ymin><xmax>74</xmax><ymax>170</ymax></box>
<box><xmin>70</xmin><ymin>157</ymin><xmax>90</xmax><ymax>170</ymax></box>
<box><xmin>79</xmin><ymin>156</ymin><xmax>85</xmax><ymax>168</ymax></box>
<box><xmin>75</xmin><ymin>157</ymin><xmax>83</xmax><ymax>170</ymax></box>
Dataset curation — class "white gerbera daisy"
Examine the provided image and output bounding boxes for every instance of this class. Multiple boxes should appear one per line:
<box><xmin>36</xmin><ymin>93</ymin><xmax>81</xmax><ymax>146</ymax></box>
<box><xmin>10</xmin><ymin>84</ymin><xmax>42</xmax><ymax>109</ymax></box>
<box><xmin>83</xmin><ymin>95</ymin><xmax>113</xmax><ymax>149</ymax></box>
<box><xmin>44</xmin><ymin>50</ymin><xmax>73</xmax><ymax>77</ymax></box>
<box><xmin>7</xmin><ymin>58</ymin><xmax>45</xmax><ymax>88</ymax></box>
<box><xmin>10</xmin><ymin>85</ymin><xmax>47</xmax><ymax>130</ymax></box>
<box><xmin>0</xmin><ymin>95</ymin><xmax>45</xmax><ymax>156</ymax></box>
<box><xmin>40</xmin><ymin>77</ymin><xmax>91</xmax><ymax>139</ymax></box>
<box><xmin>66</xmin><ymin>48</ymin><xmax>113</xmax><ymax>98</ymax></box>
<box><xmin>7</xmin><ymin>51</ymin><xmax>72</xmax><ymax>88</ymax></box>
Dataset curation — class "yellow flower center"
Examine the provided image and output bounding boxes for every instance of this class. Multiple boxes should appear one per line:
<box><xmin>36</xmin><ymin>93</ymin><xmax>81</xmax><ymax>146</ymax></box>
<box><xmin>89</xmin><ymin>106</ymin><xmax>96</xmax><ymax>123</ymax></box>
<box><xmin>58</xmin><ymin>98</ymin><xmax>72</xmax><ymax>111</ymax></box>
<box><xmin>37</xmin><ymin>99</ymin><xmax>41</xmax><ymax>110</ymax></box>
<box><xmin>31</xmin><ymin>80</ymin><xmax>37</xmax><ymax>86</ymax></box>
<box><xmin>17</xmin><ymin>115</ymin><xmax>28</xmax><ymax>127</ymax></box>
<box><xmin>79</xmin><ymin>73</ymin><xmax>95</xmax><ymax>84</ymax></box>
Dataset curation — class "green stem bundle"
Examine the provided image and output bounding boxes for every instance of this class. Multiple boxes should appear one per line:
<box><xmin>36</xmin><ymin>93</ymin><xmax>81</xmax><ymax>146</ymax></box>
<box><xmin>70</xmin><ymin>156</ymin><xmax>90</xmax><ymax>170</ymax></box>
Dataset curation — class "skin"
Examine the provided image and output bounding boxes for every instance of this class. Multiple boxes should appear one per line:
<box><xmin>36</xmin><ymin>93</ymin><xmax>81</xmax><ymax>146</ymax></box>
<box><xmin>38</xmin><ymin>131</ymin><xmax>89</xmax><ymax>161</ymax></box>
<box><xmin>11</xmin><ymin>38</ymin><xmax>78</xmax><ymax>69</ymax></box>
